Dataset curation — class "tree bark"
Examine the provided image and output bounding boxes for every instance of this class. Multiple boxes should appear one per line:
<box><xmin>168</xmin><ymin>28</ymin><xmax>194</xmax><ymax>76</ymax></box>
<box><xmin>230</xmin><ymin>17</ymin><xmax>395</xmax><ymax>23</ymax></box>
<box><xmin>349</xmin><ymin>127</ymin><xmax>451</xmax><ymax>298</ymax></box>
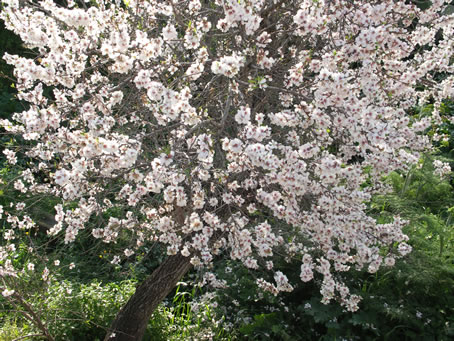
<box><xmin>104</xmin><ymin>253</ymin><xmax>193</xmax><ymax>341</ymax></box>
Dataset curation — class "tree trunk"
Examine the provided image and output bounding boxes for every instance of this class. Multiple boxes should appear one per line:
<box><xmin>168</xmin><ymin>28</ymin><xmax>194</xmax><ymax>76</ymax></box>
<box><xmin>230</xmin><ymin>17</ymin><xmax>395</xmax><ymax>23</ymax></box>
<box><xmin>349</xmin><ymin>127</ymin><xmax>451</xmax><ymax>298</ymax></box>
<box><xmin>104</xmin><ymin>253</ymin><xmax>193</xmax><ymax>341</ymax></box>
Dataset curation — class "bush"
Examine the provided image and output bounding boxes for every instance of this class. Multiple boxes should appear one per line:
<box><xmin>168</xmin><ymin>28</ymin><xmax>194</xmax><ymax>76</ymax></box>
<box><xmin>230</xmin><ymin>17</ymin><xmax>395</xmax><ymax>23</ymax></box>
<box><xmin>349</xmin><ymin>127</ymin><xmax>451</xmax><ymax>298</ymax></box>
<box><xmin>1</xmin><ymin>279</ymin><xmax>136</xmax><ymax>341</ymax></box>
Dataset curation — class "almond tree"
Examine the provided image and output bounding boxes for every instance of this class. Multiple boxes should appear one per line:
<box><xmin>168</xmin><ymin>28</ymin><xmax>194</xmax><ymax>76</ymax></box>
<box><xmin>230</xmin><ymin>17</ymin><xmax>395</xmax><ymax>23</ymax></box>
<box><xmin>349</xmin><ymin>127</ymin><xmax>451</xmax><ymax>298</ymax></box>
<box><xmin>1</xmin><ymin>0</ymin><xmax>453</xmax><ymax>340</ymax></box>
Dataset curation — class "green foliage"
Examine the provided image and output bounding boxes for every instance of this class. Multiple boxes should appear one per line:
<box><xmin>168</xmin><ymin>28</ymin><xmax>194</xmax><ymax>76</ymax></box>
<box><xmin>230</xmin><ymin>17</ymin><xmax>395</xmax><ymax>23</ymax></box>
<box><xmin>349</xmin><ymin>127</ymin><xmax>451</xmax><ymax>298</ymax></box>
<box><xmin>0</xmin><ymin>20</ymin><xmax>26</xmax><ymax>119</ymax></box>
<box><xmin>238</xmin><ymin>312</ymin><xmax>294</xmax><ymax>340</ymax></box>
<box><xmin>415</xmin><ymin>100</ymin><xmax>454</xmax><ymax>158</ymax></box>
<box><xmin>44</xmin><ymin>280</ymin><xmax>136</xmax><ymax>340</ymax></box>
<box><xmin>146</xmin><ymin>284</ymin><xmax>230</xmax><ymax>341</ymax></box>
<box><xmin>0</xmin><ymin>320</ymin><xmax>39</xmax><ymax>341</ymax></box>
<box><xmin>1</xmin><ymin>277</ymin><xmax>231</xmax><ymax>341</ymax></box>
<box><xmin>0</xmin><ymin>279</ymin><xmax>137</xmax><ymax>341</ymax></box>
<box><xmin>372</xmin><ymin>155</ymin><xmax>454</xmax><ymax>259</ymax></box>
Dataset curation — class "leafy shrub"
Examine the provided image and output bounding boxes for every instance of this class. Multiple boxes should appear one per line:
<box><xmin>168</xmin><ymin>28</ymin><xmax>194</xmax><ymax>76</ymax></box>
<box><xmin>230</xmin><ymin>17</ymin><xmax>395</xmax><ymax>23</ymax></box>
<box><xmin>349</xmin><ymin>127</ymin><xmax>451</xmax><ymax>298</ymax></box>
<box><xmin>44</xmin><ymin>280</ymin><xmax>137</xmax><ymax>340</ymax></box>
<box><xmin>1</xmin><ymin>279</ymin><xmax>136</xmax><ymax>341</ymax></box>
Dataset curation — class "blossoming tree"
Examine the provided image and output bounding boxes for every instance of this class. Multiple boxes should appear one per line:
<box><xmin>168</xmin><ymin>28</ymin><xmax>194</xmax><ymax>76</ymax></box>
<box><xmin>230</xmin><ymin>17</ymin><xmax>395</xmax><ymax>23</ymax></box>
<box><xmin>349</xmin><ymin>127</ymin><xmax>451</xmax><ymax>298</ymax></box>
<box><xmin>1</xmin><ymin>0</ymin><xmax>453</xmax><ymax>339</ymax></box>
